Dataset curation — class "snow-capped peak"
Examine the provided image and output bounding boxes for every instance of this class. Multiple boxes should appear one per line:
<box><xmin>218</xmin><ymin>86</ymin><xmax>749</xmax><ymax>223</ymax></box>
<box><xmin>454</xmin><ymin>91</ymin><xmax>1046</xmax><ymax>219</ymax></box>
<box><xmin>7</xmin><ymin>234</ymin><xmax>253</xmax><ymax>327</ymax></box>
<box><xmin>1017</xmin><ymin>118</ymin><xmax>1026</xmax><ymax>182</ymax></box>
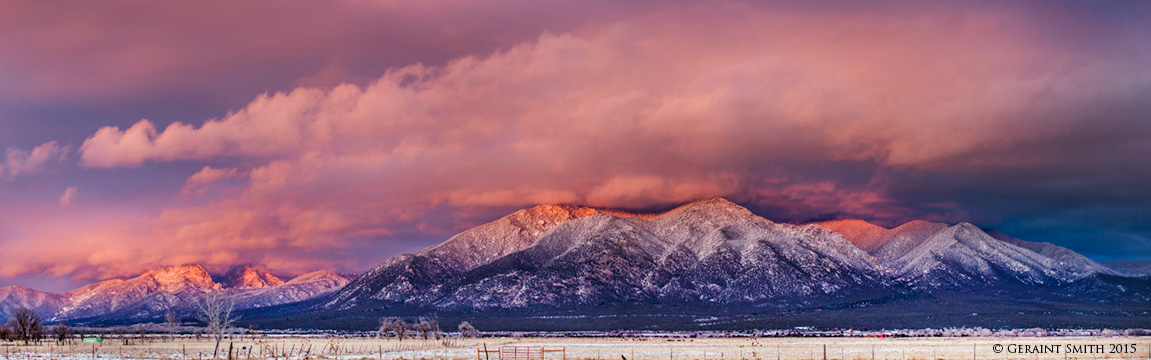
<box><xmin>662</xmin><ymin>197</ymin><xmax>755</xmax><ymax>218</ymax></box>
<box><xmin>218</xmin><ymin>266</ymin><xmax>285</xmax><ymax>289</ymax></box>
<box><xmin>140</xmin><ymin>264</ymin><xmax>219</xmax><ymax>292</ymax></box>
<box><xmin>285</xmin><ymin>270</ymin><xmax>356</xmax><ymax>284</ymax></box>
<box><xmin>812</xmin><ymin>219</ymin><xmax>890</xmax><ymax>252</ymax></box>
<box><xmin>888</xmin><ymin>223</ymin><xmax>1090</xmax><ymax>287</ymax></box>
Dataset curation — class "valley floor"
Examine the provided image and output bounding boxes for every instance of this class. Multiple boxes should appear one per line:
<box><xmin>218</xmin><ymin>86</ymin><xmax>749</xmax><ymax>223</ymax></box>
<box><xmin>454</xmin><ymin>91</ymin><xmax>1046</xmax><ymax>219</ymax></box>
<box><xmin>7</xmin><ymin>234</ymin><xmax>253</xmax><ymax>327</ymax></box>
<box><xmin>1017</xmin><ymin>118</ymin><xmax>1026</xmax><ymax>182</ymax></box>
<box><xmin>2</xmin><ymin>336</ymin><xmax>1149</xmax><ymax>360</ymax></box>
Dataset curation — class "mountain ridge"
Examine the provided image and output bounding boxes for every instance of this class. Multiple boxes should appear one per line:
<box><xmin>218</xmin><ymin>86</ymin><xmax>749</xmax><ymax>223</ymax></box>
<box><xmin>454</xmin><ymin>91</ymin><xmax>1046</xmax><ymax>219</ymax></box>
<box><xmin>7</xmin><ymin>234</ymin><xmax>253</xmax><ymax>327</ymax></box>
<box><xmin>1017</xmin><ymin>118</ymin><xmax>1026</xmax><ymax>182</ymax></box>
<box><xmin>321</xmin><ymin>198</ymin><xmax>1146</xmax><ymax>319</ymax></box>
<box><xmin>332</xmin><ymin>199</ymin><xmax>885</xmax><ymax>311</ymax></box>
<box><xmin>1103</xmin><ymin>260</ymin><xmax>1151</xmax><ymax>277</ymax></box>
<box><xmin>0</xmin><ymin>264</ymin><xmax>354</xmax><ymax>323</ymax></box>
<box><xmin>218</xmin><ymin>266</ymin><xmax>286</xmax><ymax>289</ymax></box>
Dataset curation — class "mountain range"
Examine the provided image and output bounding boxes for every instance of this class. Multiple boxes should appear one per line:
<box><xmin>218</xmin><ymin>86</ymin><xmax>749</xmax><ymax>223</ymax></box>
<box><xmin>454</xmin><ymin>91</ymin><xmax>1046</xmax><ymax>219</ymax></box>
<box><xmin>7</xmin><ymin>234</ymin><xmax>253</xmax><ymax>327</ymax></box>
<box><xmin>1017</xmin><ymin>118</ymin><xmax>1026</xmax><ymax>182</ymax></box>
<box><xmin>332</xmin><ymin>199</ymin><xmax>1143</xmax><ymax>302</ymax></box>
<box><xmin>0</xmin><ymin>265</ymin><xmax>354</xmax><ymax>323</ymax></box>
<box><xmin>2</xmin><ymin>198</ymin><xmax>1148</xmax><ymax>329</ymax></box>
<box><xmin>292</xmin><ymin>198</ymin><xmax>1146</xmax><ymax>330</ymax></box>
<box><xmin>328</xmin><ymin>199</ymin><xmax>893</xmax><ymax>311</ymax></box>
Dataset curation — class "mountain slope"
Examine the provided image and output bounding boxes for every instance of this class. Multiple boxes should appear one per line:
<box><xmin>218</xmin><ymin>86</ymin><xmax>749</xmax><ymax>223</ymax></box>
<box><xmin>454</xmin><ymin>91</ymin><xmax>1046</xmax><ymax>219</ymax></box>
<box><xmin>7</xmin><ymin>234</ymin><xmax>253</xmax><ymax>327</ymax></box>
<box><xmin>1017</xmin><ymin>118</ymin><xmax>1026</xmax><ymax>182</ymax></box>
<box><xmin>59</xmin><ymin>265</ymin><xmax>221</xmax><ymax>320</ymax></box>
<box><xmin>0</xmin><ymin>286</ymin><xmax>68</xmax><ymax>323</ymax></box>
<box><xmin>639</xmin><ymin>200</ymin><xmax>886</xmax><ymax>304</ymax></box>
<box><xmin>814</xmin><ymin>219</ymin><xmax>948</xmax><ymax>261</ymax></box>
<box><xmin>818</xmin><ymin>219</ymin><xmax>1119</xmax><ymax>290</ymax></box>
<box><xmin>1103</xmin><ymin>260</ymin><xmax>1151</xmax><ymax>277</ymax></box>
<box><xmin>890</xmin><ymin>223</ymin><xmax>1118</xmax><ymax>289</ymax></box>
<box><xmin>326</xmin><ymin>204</ymin><xmax>608</xmax><ymax>308</ymax></box>
<box><xmin>89</xmin><ymin>270</ymin><xmax>356</xmax><ymax>322</ymax></box>
<box><xmin>218</xmin><ymin>267</ymin><xmax>285</xmax><ymax>289</ymax></box>
<box><xmin>985</xmin><ymin>230</ymin><xmax>1118</xmax><ymax>278</ymax></box>
<box><xmin>810</xmin><ymin>219</ymin><xmax>892</xmax><ymax>253</ymax></box>
<box><xmin>232</xmin><ymin>271</ymin><xmax>356</xmax><ymax>309</ymax></box>
<box><xmin>870</xmin><ymin>221</ymin><xmax>951</xmax><ymax>262</ymax></box>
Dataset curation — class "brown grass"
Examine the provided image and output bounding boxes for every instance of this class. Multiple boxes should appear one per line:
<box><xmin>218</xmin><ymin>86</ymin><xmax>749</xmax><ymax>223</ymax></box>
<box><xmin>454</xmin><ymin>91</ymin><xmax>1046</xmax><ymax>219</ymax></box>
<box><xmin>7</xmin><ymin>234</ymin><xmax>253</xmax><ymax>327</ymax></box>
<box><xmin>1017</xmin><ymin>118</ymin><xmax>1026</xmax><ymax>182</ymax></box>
<box><xmin>1</xmin><ymin>336</ymin><xmax>1148</xmax><ymax>360</ymax></box>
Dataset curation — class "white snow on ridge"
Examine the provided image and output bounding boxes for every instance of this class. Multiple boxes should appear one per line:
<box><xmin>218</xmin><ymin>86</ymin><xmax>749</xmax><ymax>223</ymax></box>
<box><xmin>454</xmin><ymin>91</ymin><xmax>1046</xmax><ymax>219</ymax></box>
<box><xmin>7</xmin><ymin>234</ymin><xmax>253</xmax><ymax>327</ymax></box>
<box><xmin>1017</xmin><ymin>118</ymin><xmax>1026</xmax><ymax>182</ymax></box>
<box><xmin>0</xmin><ymin>265</ymin><xmax>352</xmax><ymax>323</ymax></box>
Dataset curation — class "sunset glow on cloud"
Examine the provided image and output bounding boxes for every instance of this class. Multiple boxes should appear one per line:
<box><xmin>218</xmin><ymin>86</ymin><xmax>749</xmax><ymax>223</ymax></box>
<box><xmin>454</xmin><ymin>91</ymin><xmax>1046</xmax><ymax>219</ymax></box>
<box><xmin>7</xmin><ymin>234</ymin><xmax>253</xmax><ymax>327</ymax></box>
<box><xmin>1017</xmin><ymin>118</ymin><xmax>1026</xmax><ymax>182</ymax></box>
<box><xmin>1</xmin><ymin>1</ymin><xmax>1150</xmax><ymax>290</ymax></box>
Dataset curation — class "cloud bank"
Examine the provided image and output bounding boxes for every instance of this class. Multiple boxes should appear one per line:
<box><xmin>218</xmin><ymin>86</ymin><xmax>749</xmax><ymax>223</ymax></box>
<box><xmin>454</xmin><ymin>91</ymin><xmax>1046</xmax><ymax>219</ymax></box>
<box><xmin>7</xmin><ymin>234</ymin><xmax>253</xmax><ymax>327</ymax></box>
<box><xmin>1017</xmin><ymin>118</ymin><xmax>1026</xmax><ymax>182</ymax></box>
<box><xmin>2</xmin><ymin>1</ymin><xmax>1151</xmax><ymax>284</ymax></box>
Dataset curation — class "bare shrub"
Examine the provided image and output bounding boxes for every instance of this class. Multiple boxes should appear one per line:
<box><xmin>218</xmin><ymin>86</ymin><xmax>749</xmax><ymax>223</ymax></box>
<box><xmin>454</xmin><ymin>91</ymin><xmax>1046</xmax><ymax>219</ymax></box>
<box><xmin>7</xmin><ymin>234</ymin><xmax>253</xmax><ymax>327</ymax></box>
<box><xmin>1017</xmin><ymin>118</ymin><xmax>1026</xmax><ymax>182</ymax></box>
<box><xmin>458</xmin><ymin>321</ymin><xmax>480</xmax><ymax>338</ymax></box>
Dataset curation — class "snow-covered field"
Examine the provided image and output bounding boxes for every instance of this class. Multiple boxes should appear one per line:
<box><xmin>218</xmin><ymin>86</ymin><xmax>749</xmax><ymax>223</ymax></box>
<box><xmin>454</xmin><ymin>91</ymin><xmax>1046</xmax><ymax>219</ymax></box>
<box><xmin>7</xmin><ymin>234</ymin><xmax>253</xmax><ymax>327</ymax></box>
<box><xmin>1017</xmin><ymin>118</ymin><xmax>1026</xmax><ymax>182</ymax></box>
<box><xmin>2</xmin><ymin>336</ymin><xmax>1149</xmax><ymax>360</ymax></box>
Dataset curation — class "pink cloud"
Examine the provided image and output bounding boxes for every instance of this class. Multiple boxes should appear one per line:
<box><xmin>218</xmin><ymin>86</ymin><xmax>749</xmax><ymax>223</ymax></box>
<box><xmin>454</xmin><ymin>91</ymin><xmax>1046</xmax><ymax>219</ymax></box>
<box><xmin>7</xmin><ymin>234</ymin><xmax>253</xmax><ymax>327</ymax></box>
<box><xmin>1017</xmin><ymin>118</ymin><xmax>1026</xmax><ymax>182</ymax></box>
<box><xmin>1</xmin><ymin>141</ymin><xmax>68</xmax><ymax>179</ymax></box>
<box><xmin>585</xmin><ymin>175</ymin><xmax>744</xmax><ymax>209</ymax></box>
<box><xmin>753</xmin><ymin>180</ymin><xmax>918</xmax><ymax>225</ymax></box>
<box><xmin>80</xmin><ymin>4</ymin><xmax>1141</xmax><ymax>172</ymax></box>
<box><xmin>181</xmin><ymin>166</ymin><xmax>241</xmax><ymax>196</ymax></box>
<box><xmin>59</xmin><ymin>187</ymin><xmax>78</xmax><ymax>206</ymax></box>
<box><xmin>0</xmin><ymin>0</ymin><xmax>665</xmax><ymax>103</ymax></box>
<box><xmin>5</xmin><ymin>2</ymin><xmax>1149</xmax><ymax>282</ymax></box>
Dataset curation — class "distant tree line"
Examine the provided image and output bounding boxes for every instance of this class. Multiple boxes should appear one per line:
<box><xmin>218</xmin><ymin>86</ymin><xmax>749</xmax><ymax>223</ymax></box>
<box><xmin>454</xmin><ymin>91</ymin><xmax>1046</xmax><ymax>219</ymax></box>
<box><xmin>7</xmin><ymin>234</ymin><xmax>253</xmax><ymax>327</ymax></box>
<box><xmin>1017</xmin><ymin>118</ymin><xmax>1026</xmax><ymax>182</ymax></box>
<box><xmin>375</xmin><ymin>316</ymin><xmax>482</xmax><ymax>340</ymax></box>
<box><xmin>0</xmin><ymin>293</ymin><xmax>236</xmax><ymax>351</ymax></box>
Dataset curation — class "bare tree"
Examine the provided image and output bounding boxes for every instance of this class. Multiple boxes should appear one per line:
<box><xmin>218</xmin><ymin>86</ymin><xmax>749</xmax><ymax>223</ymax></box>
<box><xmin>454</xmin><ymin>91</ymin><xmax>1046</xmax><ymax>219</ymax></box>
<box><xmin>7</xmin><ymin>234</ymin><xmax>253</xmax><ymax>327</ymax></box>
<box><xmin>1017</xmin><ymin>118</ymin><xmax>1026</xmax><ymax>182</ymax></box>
<box><xmin>7</xmin><ymin>308</ymin><xmax>44</xmax><ymax>345</ymax></box>
<box><xmin>377</xmin><ymin>318</ymin><xmax>393</xmax><ymax>339</ymax></box>
<box><xmin>0</xmin><ymin>324</ymin><xmax>11</xmax><ymax>341</ymax></box>
<box><xmin>457</xmin><ymin>321</ymin><xmax>480</xmax><ymax>338</ymax></box>
<box><xmin>414</xmin><ymin>319</ymin><xmax>430</xmax><ymax>340</ymax></box>
<box><xmin>415</xmin><ymin>316</ymin><xmax>441</xmax><ymax>340</ymax></box>
<box><xmin>52</xmin><ymin>321</ymin><xmax>72</xmax><ymax>344</ymax></box>
<box><xmin>430</xmin><ymin>317</ymin><xmax>443</xmax><ymax>340</ymax></box>
<box><xmin>392</xmin><ymin>318</ymin><xmax>410</xmax><ymax>341</ymax></box>
<box><xmin>195</xmin><ymin>292</ymin><xmax>238</xmax><ymax>358</ymax></box>
<box><xmin>165</xmin><ymin>309</ymin><xmax>180</xmax><ymax>341</ymax></box>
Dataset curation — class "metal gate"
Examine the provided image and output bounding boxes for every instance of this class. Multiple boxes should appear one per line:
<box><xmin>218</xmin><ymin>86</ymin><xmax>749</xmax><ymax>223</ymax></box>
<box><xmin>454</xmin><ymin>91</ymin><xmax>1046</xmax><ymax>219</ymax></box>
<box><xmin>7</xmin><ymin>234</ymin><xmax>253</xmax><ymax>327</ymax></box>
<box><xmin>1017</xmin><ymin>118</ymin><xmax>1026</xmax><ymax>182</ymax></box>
<box><xmin>501</xmin><ymin>346</ymin><xmax>544</xmax><ymax>360</ymax></box>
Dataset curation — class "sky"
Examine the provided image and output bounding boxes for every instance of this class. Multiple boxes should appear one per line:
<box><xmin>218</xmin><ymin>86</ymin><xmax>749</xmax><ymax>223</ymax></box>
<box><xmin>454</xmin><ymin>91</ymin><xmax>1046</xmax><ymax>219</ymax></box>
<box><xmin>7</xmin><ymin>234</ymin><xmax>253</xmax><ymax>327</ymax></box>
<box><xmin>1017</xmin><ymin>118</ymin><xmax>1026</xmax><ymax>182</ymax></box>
<box><xmin>2</xmin><ymin>0</ymin><xmax>1150</xmax><ymax>291</ymax></box>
